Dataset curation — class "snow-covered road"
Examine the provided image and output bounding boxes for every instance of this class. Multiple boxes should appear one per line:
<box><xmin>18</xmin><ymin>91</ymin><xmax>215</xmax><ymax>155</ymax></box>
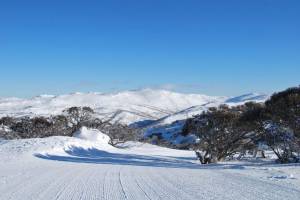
<box><xmin>0</xmin><ymin>136</ymin><xmax>300</xmax><ymax>200</ymax></box>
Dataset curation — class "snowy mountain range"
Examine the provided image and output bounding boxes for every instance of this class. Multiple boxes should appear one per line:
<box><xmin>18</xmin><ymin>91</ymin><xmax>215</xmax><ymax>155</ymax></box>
<box><xmin>0</xmin><ymin>89</ymin><xmax>269</xmax><ymax>125</ymax></box>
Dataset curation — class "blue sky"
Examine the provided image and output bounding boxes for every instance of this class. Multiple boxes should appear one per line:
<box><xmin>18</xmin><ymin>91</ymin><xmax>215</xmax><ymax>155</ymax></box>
<box><xmin>0</xmin><ymin>0</ymin><xmax>299</xmax><ymax>97</ymax></box>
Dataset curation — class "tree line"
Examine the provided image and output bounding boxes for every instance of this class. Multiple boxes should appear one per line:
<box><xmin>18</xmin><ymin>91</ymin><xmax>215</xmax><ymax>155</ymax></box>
<box><xmin>0</xmin><ymin>107</ymin><xmax>139</xmax><ymax>146</ymax></box>
<box><xmin>182</xmin><ymin>86</ymin><xmax>300</xmax><ymax>164</ymax></box>
<box><xmin>1</xmin><ymin>86</ymin><xmax>300</xmax><ymax>163</ymax></box>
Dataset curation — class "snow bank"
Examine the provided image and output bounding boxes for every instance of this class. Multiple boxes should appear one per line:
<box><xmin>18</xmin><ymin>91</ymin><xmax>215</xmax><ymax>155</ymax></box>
<box><xmin>73</xmin><ymin>127</ymin><xmax>110</xmax><ymax>144</ymax></box>
<box><xmin>29</xmin><ymin>128</ymin><xmax>115</xmax><ymax>159</ymax></box>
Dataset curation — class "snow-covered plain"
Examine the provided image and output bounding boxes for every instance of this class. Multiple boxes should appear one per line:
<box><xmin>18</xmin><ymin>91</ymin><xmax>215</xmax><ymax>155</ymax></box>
<box><xmin>1</xmin><ymin>128</ymin><xmax>300</xmax><ymax>200</ymax></box>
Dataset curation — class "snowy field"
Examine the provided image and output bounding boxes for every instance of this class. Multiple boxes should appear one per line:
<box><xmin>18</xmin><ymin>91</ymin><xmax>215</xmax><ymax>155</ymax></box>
<box><xmin>0</xmin><ymin>128</ymin><xmax>300</xmax><ymax>200</ymax></box>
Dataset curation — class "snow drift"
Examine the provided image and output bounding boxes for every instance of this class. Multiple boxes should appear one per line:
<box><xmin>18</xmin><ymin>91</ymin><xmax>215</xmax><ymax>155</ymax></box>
<box><xmin>73</xmin><ymin>127</ymin><xmax>110</xmax><ymax>144</ymax></box>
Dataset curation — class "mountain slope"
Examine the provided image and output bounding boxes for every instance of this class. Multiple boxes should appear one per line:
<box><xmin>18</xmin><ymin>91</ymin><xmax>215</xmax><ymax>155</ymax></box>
<box><xmin>226</xmin><ymin>93</ymin><xmax>269</xmax><ymax>104</ymax></box>
<box><xmin>0</xmin><ymin>89</ymin><xmax>268</xmax><ymax>125</ymax></box>
<box><xmin>0</xmin><ymin>89</ymin><xmax>225</xmax><ymax>124</ymax></box>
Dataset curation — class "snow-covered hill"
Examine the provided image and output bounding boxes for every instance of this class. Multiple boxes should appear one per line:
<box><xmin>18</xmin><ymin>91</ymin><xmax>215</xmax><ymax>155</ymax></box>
<box><xmin>225</xmin><ymin>93</ymin><xmax>269</xmax><ymax>105</ymax></box>
<box><xmin>0</xmin><ymin>89</ymin><xmax>268</xmax><ymax>125</ymax></box>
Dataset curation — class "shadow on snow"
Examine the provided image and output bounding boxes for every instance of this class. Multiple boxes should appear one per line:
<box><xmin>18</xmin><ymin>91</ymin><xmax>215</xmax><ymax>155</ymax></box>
<box><xmin>35</xmin><ymin>146</ymin><xmax>202</xmax><ymax>169</ymax></box>
<box><xmin>34</xmin><ymin>146</ymin><xmax>247</xmax><ymax>169</ymax></box>
<box><xmin>35</xmin><ymin>146</ymin><xmax>297</xmax><ymax>169</ymax></box>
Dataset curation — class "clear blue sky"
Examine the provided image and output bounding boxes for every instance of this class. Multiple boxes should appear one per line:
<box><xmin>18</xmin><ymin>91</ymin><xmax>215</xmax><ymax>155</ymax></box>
<box><xmin>0</xmin><ymin>0</ymin><xmax>299</xmax><ymax>97</ymax></box>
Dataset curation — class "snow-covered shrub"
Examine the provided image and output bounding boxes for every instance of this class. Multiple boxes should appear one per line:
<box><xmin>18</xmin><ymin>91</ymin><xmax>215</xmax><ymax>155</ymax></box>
<box><xmin>63</xmin><ymin>106</ymin><xmax>95</xmax><ymax>132</ymax></box>
<box><xmin>191</xmin><ymin>105</ymin><xmax>248</xmax><ymax>164</ymax></box>
<box><xmin>263</xmin><ymin>121</ymin><xmax>299</xmax><ymax>163</ymax></box>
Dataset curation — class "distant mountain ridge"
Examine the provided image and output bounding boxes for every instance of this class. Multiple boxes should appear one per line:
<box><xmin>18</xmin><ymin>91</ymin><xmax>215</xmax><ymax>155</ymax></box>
<box><xmin>225</xmin><ymin>93</ymin><xmax>269</xmax><ymax>104</ymax></box>
<box><xmin>0</xmin><ymin>89</ymin><xmax>269</xmax><ymax>125</ymax></box>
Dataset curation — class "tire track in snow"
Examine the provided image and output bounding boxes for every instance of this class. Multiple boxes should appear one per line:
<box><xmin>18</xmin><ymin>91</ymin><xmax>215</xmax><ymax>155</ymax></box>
<box><xmin>119</xmin><ymin>166</ymin><xmax>154</xmax><ymax>200</ymax></box>
<box><xmin>132</xmin><ymin>175</ymin><xmax>152</xmax><ymax>200</ymax></box>
<box><xmin>136</xmin><ymin>167</ymin><xmax>187</xmax><ymax>200</ymax></box>
<box><xmin>33</xmin><ymin>164</ymin><xmax>85</xmax><ymax>200</ymax></box>
<box><xmin>118</xmin><ymin>170</ymin><xmax>128</xmax><ymax>200</ymax></box>
<box><xmin>102</xmin><ymin>166</ymin><xmax>129</xmax><ymax>200</ymax></box>
<box><xmin>38</xmin><ymin>166</ymin><xmax>83</xmax><ymax>200</ymax></box>
<box><xmin>129</xmin><ymin>167</ymin><xmax>164</xmax><ymax>200</ymax></box>
<box><xmin>147</xmin><ymin>167</ymin><xmax>201</xmax><ymax>200</ymax></box>
<box><xmin>157</xmin><ymin>168</ymin><xmax>223</xmax><ymax>199</ymax></box>
<box><xmin>0</xmin><ymin>164</ymin><xmax>72</xmax><ymax>200</ymax></box>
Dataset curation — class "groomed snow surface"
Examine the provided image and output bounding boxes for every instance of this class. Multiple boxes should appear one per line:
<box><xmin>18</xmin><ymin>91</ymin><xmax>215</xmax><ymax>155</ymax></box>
<box><xmin>1</xmin><ymin>128</ymin><xmax>300</xmax><ymax>200</ymax></box>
